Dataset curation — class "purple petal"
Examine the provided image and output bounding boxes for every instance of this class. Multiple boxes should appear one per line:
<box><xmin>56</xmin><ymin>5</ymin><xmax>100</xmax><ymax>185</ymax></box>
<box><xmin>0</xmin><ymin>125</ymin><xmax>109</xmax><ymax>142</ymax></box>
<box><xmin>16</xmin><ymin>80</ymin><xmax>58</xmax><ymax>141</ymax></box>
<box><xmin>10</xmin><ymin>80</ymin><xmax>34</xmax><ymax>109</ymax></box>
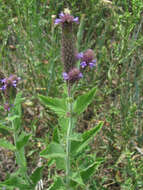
<box><xmin>80</xmin><ymin>61</ymin><xmax>87</xmax><ymax>68</ymax></box>
<box><xmin>59</xmin><ymin>12</ymin><xmax>64</xmax><ymax>17</ymax></box>
<box><xmin>92</xmin><ymin>59</ymin><xmax>96</xmax><ymax>63</ymax></box>
<box><xmin>0</xmin><ymin>78</ymin><xmax>6</xmax><ymax>83</ymax></box>
<box><xmin>73</xmin><ymin>17</ymin><xmax>79</xmax><ymax>23</ymax></box>
<box><xmin>12</xmin><ymin>83</ymin><xmax>17</xmax><ymax>87</ymax></box>
<box><xmin>89</xmin><ymin>62</ymin><xmax>96</xmax><ymax>68</ymax></box>
<box><xmin>54</xmin><ymin>18</ymin><xmax>62</xmax><ymax>25</ymax></box>
<box><xmin>77</xmin><ymin>52</ymin><xmax>83</xmax><ymax>59</ymax></box>
<box><xmin>1</xmin><ymin>85</ymin><xmax>6</xmax><ymax>90</ymax></box>
<box><xmin>79</xmin><ymin>73</ymin><xmax>83</xmax><ymax>78</ymax></box>
<box><xmin>62</xmin><ymin>72</ymin><xmax>69</xmax><ymax>80</ymax></box>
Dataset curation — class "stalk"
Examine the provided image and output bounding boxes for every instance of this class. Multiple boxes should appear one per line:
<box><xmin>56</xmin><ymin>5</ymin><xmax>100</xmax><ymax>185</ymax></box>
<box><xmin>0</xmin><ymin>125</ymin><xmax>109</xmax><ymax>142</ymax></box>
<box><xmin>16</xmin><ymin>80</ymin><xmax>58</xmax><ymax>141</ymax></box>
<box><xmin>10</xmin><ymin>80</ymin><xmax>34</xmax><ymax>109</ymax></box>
<box><xmin>12</xmin><ymin>120</ymin><xmax>32</xmax><ymax>185</ymax></box>
<box><xmin>66</xmin><ymin>85</ymin><xmax>73</xmax><ymax>187</ymax></box>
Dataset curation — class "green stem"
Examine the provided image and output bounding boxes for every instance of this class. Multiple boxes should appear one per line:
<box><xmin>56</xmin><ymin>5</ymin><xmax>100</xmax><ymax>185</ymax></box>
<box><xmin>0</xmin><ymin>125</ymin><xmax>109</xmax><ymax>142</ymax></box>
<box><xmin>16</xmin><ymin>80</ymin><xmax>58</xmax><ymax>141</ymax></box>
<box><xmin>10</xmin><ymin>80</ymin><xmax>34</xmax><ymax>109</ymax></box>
<box><xmin>12</xmin><ymin>120</ymin><xmax>32</xmax><ymax>186</ymax></box>
<box><xmin>66</xmin><ymin>85</ymin><xmax>73</xmax><ymax>187</ymax></box>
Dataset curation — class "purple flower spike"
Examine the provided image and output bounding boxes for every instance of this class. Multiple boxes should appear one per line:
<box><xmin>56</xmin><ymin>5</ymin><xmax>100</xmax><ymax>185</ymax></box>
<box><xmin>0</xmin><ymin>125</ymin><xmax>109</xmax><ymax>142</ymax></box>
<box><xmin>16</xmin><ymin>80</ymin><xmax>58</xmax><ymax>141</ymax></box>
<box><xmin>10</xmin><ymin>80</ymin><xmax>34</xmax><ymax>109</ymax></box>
<box><xmin>62</xmin><ymin>72</ymin><xmax>69</xmax><ymax>80</ymax></box>
<box><xmin>80</xmin><ymin>61</ymin><xmax>87</xmax><ymax>68</ymax></box>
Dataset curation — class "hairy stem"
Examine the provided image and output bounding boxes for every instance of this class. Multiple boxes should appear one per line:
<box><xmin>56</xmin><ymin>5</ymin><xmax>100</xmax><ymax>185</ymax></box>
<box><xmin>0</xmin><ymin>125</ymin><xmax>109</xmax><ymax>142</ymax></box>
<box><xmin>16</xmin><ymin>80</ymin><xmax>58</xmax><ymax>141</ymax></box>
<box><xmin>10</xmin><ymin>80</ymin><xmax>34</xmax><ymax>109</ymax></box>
<box><xmin>66</xmin><ymin>85</ymin><xmax>73</xmax><ymax>187</ymax></box>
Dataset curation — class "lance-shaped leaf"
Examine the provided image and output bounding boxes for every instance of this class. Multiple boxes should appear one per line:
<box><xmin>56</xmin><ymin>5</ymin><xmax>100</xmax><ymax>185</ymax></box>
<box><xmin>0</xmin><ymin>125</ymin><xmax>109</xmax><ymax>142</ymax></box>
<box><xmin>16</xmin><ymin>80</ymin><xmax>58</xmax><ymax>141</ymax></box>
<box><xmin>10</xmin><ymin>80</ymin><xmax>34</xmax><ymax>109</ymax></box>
<box><xmin>16</xmin><ymin>132</ymin><xmax>31</xmax><ymax>150</ymax></box>
<box><xmin>73</xmin><ymin>87</ymin><xmax>96</xmax><ymax>115</ymax></box>
<box><xmin>30</xmin><ymin>166</ymin><xmax>43</xmax><ymax>185</ymax></box>
<box><xmin>40</xmin><ymin>142</ymin><xmax>65</xmax><ymax>159</ymax></box>
<box><xmin>80</xmin><ymin>158</ymin><xmax>104</xmax><ymax>183</ymax></box>
<box><xmin>0</xmin><ymin>176</ymin><xmax>32</xmax><ymax>190</ymax></box>
<box><xmin>48</xmin><ymin>177</ymin><xmax>65</xmax><ymax>190</ymax></box>
<box><xmin>0</xmin><ymin>139</ymin><xmax>16</xmax><ymax>151</ymax></box>
<box><xmin>71</xmin><ymin>122</ymin><xmax>103</xmax><ymax>155</ymax></box>
<box><xmin>0</xmin><ymin>124</ymin><xmax>13</xmax><ymax>135</ymax></box>
<box><xmin>39</xmin><ymin>95</ymin><xmax>67</xmax><ymax>116</ymax></box>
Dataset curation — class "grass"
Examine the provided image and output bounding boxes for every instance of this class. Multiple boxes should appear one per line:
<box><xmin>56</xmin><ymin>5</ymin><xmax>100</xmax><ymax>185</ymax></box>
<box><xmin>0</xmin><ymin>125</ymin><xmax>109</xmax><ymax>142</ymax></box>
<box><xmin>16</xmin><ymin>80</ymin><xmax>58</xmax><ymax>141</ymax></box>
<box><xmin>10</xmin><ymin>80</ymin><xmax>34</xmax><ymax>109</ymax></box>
<box><xmin>0</xmin><ymin>0</ymin><xmax>143</xmax><ymax>189</ymax></box>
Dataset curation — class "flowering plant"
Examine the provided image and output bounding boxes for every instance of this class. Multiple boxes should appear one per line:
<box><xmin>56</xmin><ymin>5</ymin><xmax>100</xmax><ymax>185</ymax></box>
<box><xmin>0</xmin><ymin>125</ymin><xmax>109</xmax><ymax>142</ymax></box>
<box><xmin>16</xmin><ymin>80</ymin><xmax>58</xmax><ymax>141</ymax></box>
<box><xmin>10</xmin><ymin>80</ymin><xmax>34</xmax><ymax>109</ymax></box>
<box><xmin>39</xmin><ymin>9</ymin><xmax>103</xmax><ymax>190</ymax></box>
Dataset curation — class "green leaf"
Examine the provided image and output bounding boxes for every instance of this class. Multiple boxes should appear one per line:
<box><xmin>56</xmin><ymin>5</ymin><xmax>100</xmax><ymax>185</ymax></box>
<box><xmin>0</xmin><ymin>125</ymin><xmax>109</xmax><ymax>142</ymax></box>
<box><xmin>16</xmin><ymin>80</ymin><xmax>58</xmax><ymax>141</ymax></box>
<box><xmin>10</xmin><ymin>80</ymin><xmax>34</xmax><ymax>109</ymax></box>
<box><xmin>0</xmin><ymin>176</ymin><xmax>32</xmax><ymax>190</ymax></box>
<box><xmin>39</xmin><ymin>95</ymin><xmax>67</xmax><ymax>116</ymax></box>
<box><xmin>71</xmin><ymin>122</ymin><xmax>103</xmax><ymax>155</ymax></box>
<box><xmin>0</xmin><ymin>124</ymin><xmax>13</xmax><ymax>135</ymax></box>
<box><xmin>55</xmin><ymin>157</ymin><xmax>66</xmax><ymax>170</ymax></box>
<box><xmin>0</xmin><ymin>139</ymin><xmax>15</xmax><ymax>151</ymax></box>
<box><xmin>6</xmin><ymin>115</ymin><xmax>20</xmax><ymax>122</ymax></box>
<box><xmin>30</xmin><ymin>166</ymin><xmax>43</xmax><ymax>185</ymax></box>
<box><xmin>16</xmin><ymin>132</ymin><xmax>31</xmax><ymax>150</ymax></box>
<box><xmin>69</xmin><ymin>133</ymin><xmax>83</xmax><ymax>141</ymax></box>
<box><xmin>73</xmin><ymin>87</ymin><xmax>96</xmax><ymax>115</ymax></box>
<box><xmin>48</xmin><ymin>177</ymin><xmax>65</xmax><ymax>190</ymax></box>
<box><xmin>53</xmin><ymin>126</ymin><xmax>60</xmax><ymax>143</ymax></box>
<box><xmin>80</xmin><ymin>159</ymin><xmax>103</xmax><ymax>183</ymax></box>
<box><xmin>40</xmin><ymin>142</ymin><xmax>65</xmax><ymax>159</ymax></box>
<box><xmin>70</xmin><ymin>172</ymin><xmax>85</xmax><ymax>187</ymax></box>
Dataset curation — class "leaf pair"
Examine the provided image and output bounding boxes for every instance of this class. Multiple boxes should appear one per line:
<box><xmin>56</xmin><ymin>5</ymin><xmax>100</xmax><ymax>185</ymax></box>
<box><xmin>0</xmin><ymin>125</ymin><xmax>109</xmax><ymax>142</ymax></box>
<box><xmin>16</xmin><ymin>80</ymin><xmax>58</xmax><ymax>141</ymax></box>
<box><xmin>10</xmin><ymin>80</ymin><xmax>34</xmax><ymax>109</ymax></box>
<box><xmin>39</xmin><ymin>87</ymin><xmax>97</xmax><ymax>117</ymax></box>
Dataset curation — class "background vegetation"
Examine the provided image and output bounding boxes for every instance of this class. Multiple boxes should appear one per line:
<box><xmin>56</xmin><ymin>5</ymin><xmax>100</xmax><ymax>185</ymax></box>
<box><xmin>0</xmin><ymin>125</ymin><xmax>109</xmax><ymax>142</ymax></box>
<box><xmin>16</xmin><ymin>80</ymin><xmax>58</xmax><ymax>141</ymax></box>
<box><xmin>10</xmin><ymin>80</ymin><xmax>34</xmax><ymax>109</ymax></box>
<box><xmin>0</xmin><ymin>0</ymin><xmax>143</xmax><ymax>189</ymax></box>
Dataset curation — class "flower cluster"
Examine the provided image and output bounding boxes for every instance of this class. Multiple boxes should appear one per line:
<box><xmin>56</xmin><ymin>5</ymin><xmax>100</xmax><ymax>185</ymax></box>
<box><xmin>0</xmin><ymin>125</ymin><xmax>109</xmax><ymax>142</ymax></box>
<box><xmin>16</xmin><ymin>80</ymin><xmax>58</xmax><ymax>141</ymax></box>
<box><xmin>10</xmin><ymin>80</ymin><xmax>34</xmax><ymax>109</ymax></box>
<box><xmin>77</xmin><ymin>49</ymin><xmax>96</xmax><ymax>69</ymax></box>
<box><xmin>4</xmin><ymin>103</ymin><xmax>13</xmax><ymax>112</ymax></box>
<box><xmin>63</xmin><ymin>68</ymin><xmax>83</xmax><ymax>83</ymax></box>
<box><xmin>55</xmin><ymin>10</ymin><xmax>96</xmax><ymax>84</ymax></box>
<box><xmin>55</xmin><ymin>12</ymin><xmax>79</xmax><ymax>25</ymax></box>
<box><xmin>0</xmin><ymin>75</ymin><xmax>20</xmax><ymax>91</ymax></box>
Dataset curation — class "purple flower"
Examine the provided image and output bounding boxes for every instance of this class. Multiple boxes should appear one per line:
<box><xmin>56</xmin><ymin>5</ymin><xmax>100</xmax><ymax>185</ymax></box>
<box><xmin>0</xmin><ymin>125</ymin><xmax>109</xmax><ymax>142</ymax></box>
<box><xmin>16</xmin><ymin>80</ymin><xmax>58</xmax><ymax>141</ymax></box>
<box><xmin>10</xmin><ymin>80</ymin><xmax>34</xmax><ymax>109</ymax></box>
<box><xmin>77</xmin><ymin>52</ymin><xmax>83</xmax><ymax>59</ymax></box>
<box><xmin>62</xmin><ymin>68</ymin><xmax>83</xmax><ymax>83</ymax></box>
<box><xmin>80</xmin><ymin>61</ymin><xmax>87</xmax><ymax>68</ymax></box>
<box><xmin>55</xmin><ymin>12</ymin><xmax>79</xmax><ymax>25</ymax></box>
<box><xmin>4</xmin><ymin>103</ymin><xmax>14</xmax><ymax>112</ymax></box>
<box><xmin>62</xmin><ymin>72</ymin><xmax>69</xmax><ymax>80</ymax></box>
<box><xmin>0</xmin><ymin>75</ymin><xmax>21</xmax><ymax>91</ymax></box>
<box><xmin>78</xmin><ymin>49</ymin><xmax>96</xmax><ymax>69</ymax></box>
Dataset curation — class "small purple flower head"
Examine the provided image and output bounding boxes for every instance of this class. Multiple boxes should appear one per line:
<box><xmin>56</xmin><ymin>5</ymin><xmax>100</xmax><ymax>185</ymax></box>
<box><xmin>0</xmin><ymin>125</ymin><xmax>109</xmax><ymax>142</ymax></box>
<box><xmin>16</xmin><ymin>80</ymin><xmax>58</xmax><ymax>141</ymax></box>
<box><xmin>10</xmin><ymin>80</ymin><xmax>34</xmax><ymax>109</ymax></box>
<box><xmin>4</xmin><ymin>103</ymin><xmax>13</xmax><ymax>112</ymax></box>
<box><xmin>77</xmin><ymin>49</ymin><xmax>96</xmax><ymax>69</ymax></box>
<box><xmin>55</xmin><ymin>11</ymin><xmax>79</xmax><ymax>25</ymax></box>
<box><xmin>63</xmin><ymin>68</ymin><xmax>83</xmax><ymax>84</ymax></box>
<box><xmin>0</xmin><ymin>75</ymin><xmax>21</xmax><ymax>91</ymax></box>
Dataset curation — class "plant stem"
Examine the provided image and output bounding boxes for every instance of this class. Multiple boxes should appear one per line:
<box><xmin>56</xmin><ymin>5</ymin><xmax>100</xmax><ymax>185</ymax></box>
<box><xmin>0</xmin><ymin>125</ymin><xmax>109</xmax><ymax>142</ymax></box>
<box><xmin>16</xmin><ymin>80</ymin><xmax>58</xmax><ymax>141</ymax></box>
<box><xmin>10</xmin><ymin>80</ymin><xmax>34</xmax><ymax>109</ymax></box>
<box><xmin>66</xmin><ymin>85</ymin><xmax>73</xmax><ymax>187</ymax></box>
<box><xmin>12</xmin><ymin>120</ymin><xmax>32</xmax><ymax>186</ymax></box>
